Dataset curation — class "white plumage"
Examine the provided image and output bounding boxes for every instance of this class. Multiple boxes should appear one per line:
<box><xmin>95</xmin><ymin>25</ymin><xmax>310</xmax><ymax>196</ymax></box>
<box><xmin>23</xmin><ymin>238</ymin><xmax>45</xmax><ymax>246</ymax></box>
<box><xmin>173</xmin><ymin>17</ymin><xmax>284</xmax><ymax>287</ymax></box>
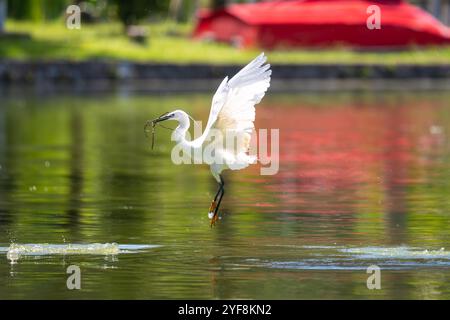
<box><xmin>193</xmin><ymin>52</ymin><xmax>271</xmax><ymax>177</ymax></box>
<box><xmin>149</xmin><ymin>53</ymin><xmax>271</xmax><ymax>225</ymax></box>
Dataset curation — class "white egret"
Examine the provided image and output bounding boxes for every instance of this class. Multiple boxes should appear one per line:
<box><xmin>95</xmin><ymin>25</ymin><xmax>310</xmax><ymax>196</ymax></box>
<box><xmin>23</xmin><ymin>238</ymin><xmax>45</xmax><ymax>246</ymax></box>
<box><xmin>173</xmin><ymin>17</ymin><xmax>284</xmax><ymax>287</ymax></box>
<box><xmin>147</xmin><ymin>53</ymin><xmax>271</xmax><ymax>226</ymax></box>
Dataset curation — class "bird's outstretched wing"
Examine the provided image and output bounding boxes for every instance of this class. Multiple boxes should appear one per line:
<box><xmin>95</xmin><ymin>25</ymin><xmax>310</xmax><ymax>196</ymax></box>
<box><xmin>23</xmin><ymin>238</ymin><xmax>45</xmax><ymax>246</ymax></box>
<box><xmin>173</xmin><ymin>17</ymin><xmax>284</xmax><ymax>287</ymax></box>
<box><xmin>194</xmin><ymin>53</ymin><xmax>271</xmax><ymax>155</ymax></box>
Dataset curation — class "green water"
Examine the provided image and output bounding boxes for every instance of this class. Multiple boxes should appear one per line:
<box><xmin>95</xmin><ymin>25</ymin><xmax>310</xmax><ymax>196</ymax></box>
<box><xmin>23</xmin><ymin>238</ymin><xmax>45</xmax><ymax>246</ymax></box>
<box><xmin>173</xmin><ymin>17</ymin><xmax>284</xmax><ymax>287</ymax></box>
<box><xmin>0</xmin><ymin>90</ymin><xmax>449</xmax><ymax>299</ymax></box>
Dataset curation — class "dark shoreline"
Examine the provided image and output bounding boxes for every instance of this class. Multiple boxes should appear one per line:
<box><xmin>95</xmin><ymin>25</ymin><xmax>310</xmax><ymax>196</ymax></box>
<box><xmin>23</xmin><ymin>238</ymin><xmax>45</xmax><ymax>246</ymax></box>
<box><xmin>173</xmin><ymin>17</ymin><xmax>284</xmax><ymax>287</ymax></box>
<box><xmin>1</xmin><ymin>60</ymin><xmax>450</xmax><ymax>92</ymax></box>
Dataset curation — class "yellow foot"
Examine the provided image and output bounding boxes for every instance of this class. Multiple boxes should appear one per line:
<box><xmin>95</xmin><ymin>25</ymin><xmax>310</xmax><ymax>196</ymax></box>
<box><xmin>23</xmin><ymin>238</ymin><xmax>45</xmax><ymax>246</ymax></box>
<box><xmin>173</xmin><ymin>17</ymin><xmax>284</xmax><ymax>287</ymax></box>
<box><xmin>209</xmin><ymin>200</ymin><xmax>217</xmax><ymax>213</ymax></box>
<box><xmin>208</xmin><ymin>200</ymin><xmax>219</xmax><ymax>227</ymax></box>
<box><xmin>209</xmin><ymin>212</ymin><xmax>219</xmax><ymax>227</ymax></box>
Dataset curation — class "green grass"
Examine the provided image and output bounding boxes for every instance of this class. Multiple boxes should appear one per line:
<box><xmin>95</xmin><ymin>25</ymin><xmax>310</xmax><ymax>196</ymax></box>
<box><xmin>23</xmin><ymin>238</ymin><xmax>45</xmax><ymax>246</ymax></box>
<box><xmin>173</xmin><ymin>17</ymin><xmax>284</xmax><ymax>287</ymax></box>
<box><xmin>1</xmin><ymin>20</ymin><xmax>450</xmax><ymax>65</ymax></box>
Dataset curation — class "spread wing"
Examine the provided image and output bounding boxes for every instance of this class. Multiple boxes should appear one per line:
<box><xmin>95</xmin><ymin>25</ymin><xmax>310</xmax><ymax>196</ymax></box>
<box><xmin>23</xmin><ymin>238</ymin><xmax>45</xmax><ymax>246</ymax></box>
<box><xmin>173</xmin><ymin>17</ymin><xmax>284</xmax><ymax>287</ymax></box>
<box><xmin>194</xmin><ymin>53</ymin><xmax>271</xmax><ymax>152</ymax></box>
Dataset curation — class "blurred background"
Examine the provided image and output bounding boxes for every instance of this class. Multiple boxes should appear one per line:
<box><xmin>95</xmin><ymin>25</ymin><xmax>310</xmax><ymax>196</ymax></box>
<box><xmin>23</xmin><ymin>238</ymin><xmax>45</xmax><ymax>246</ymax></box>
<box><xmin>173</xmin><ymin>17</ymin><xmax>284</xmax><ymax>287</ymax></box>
<box><xmin>0</xmin><ymin>1</ymin><xmax>450</xmax><ymax>300</ymax></box>
<box><xmin>0</xmin><ymin>0</ymin><xmax>449</xmax><ymax>63</ymax></box>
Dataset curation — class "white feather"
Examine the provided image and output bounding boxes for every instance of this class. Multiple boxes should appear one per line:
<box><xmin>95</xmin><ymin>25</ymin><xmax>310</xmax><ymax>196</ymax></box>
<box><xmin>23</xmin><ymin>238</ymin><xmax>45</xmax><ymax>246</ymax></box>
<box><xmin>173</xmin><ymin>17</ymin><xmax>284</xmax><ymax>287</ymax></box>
<box><xmin>194</xmin><ymin>53</ymin><xmax>271</xmax><ymax>145</ymax></box>
<box><xmin>171</xmin><ymin>53</ymin><xmax>271</xmax><ymax>182</ymax></box>
<box><xmin>191</xmin><ymin>53</ymin><xmax>271</xmax><ymax>178</ymax></box>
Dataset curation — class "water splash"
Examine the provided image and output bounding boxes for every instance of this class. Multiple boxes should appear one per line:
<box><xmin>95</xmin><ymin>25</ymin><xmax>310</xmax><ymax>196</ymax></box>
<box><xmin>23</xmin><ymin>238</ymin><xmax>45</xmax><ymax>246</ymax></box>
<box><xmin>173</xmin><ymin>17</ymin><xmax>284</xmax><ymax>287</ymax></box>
<box><xmin>2</xmin><ymin>243</ymin><xmax>161</xmax><ymax>263</ymax></box>
<box><xmin>339</xmin><ymin>246</ymin><xmax>449</xmax><ymax>260</ymax></box>
<box><xmin>253</xmin><ymin>245</ymin><xmax>450</xmax><ymax>271</ymax></box>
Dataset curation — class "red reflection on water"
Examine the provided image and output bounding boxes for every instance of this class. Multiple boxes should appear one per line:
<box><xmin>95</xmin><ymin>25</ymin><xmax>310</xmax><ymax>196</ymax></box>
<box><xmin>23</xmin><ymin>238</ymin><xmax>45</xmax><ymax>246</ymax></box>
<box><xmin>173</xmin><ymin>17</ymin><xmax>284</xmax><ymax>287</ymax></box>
<box><xmin>246</xmin><ymin>100</ymin><xmax>444</xmax><ymax>220</ymax></box>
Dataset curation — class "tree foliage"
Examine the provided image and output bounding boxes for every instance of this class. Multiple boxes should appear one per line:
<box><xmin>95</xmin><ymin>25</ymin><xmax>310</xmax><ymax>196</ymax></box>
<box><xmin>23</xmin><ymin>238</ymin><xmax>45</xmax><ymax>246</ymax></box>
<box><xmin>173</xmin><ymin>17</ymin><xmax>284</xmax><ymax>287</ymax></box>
<box><xmin>112</xmin><ymin>0</ymin><xmax>169</xmax><ymax>26</ymax></box>
<box><xmin>7</xmin><ymin>0</ymin><xmax>69</xmax><ymax>21</ymax></box>
<box><xmin>6</xmin><ymin>0</ymin><xmax>170</xmax><ymax>25</ymax></box>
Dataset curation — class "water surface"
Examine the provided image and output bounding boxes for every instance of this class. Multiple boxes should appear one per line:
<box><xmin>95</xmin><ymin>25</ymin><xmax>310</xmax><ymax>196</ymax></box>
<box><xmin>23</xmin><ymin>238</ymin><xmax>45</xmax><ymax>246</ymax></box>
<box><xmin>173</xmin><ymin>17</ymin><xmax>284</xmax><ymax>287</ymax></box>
<box><xmin>0</xmin><ymin>89</ymin><xmax>449</xmax><ymax>299</ymax></box>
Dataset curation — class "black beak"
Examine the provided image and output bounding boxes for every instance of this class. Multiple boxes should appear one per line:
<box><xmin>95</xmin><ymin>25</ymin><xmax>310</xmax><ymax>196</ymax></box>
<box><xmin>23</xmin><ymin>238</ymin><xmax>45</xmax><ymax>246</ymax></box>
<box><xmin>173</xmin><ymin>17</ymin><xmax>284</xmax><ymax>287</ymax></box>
<box><xmin>153</xmin><ymin>113</ymin><xmax>173</xmax><ymax>124</ymax></box>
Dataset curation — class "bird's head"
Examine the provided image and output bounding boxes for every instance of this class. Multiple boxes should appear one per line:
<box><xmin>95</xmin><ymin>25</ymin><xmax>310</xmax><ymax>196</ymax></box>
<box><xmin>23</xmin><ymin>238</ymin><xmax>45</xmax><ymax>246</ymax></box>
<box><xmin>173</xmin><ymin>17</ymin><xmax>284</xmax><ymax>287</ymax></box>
<box><xmin>145</xmin><ymin>110</ymin><xmax>191</xmax><ymax>149</ymax></box>
<box><xmin>152</xmin><ymin>109</ymin><xmax>188</xmax><ymax>124</ymax></box>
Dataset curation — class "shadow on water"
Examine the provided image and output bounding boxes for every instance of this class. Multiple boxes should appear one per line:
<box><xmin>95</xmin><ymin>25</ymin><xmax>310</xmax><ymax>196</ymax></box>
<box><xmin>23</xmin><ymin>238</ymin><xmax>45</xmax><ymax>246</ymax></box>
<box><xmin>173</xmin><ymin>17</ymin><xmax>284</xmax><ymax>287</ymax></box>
<box><xmin>0</xmin><ymin>89</ymin><xmax>449</xmax><ymax>299</ymax></box>
<box><xmin>66</xmin><ymin>109</ymin><xmax>83</xmax><ymax>233</ymax></box>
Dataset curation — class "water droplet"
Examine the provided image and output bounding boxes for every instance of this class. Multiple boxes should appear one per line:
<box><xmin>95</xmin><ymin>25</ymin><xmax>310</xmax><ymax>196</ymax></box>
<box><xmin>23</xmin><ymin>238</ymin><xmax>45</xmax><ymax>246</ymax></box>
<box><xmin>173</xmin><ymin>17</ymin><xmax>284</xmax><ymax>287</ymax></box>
<box><xmin>430</xmin><ymin>125</ymin><xmax>443</xmax><ymax>135</ymax></box>
<box><xmin>7</xmin><ymin>245</ymin><xmax>19</xmax><ymax>264</ymax></box>
<box><xmin>29</xmin><ymin>186</ymin><xmax>37</xmax><ymax>192</ymax></box>
<box><xmin>44</xmin><ymin>161</ymin><xmax>51</xmax><ymax>168</ymax></box>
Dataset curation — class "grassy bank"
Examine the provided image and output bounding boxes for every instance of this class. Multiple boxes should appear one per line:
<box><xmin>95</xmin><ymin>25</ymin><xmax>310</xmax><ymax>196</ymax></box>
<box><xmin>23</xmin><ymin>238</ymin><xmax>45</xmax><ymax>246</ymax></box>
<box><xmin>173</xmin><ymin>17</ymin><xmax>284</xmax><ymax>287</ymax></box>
<box><xmin>1</xmin><ymin>20</ymin><xmax>450</xmax><ymax>65</ymax></box>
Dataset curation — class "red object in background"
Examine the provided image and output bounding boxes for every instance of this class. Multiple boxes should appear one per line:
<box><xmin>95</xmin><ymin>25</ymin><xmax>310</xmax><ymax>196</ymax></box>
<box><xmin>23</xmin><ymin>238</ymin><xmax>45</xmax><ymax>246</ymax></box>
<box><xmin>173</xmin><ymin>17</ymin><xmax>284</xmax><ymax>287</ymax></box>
<box><xmin>193</xmin><ymin>0</ymin><xmax>450</xmax><ymax>48</ymax></box>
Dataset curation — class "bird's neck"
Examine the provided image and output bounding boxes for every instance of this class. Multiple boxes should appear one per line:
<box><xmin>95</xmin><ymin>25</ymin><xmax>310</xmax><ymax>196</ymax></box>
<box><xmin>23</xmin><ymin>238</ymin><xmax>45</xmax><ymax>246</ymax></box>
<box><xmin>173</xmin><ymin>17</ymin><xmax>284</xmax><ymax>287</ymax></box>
<box><xmin>172</xmin><ymin>114</ymin><xmax>190</xmax><ymax>143</ymax></box>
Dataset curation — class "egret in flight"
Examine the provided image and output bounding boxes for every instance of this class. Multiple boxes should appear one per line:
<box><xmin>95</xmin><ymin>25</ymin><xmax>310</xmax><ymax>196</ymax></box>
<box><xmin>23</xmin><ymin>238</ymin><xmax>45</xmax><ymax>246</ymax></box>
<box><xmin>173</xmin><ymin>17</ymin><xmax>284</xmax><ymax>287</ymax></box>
<box><xmin>146</xmin><ymin>53</ymin><xmax>271</xmax><ymax>226</ymax></box>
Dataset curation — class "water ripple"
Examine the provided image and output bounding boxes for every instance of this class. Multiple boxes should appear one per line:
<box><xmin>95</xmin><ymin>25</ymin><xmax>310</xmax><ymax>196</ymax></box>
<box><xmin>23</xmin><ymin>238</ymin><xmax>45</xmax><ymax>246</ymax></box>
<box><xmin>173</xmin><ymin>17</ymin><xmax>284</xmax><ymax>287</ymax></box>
<box><xmin>1</xmin><ymin>243</ymin><xmax>161</xmax><ymax>263</ymax></box>
<box><xmin>253</xmin><ymin>246</ymin><xmax>450</xmax><ymax>271</ymax></box>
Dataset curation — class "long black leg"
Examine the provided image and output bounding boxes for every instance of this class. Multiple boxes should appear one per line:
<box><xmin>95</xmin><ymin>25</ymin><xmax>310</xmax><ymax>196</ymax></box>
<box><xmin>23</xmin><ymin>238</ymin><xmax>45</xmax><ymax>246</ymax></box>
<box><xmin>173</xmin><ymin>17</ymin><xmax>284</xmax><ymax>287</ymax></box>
<box><xmin>213</xmin><ymin>184</ymin><xmax>222</xmax><ymax>202</ymax></box>
<box><xmin>210</xmin><ymin>175</ymin><xmax>225</xmax><ymax>227</ymax></box>
<box><xmin>214</xmin><ymin>187</ymin><xmax>224</xmax><ymax>216</ymax></box>
<box><xmin>212</xmin><ymin>175</ymin><xmax>225</xmax><ymax>201</ymax></box>
<box><xmin>215</xmin><ymin>175</ymin><xmax>225</xmax><ymax>211</ymax></box>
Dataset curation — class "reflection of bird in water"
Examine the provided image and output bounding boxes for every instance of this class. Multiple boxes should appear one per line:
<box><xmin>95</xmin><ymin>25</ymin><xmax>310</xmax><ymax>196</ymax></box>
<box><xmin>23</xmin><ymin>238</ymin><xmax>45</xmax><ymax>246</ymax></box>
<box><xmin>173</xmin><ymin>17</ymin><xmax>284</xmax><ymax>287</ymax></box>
<box><xmin>146</xmin><ymin>53</ymin><xmax>271</xmax><ymax>226</ymax></box>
